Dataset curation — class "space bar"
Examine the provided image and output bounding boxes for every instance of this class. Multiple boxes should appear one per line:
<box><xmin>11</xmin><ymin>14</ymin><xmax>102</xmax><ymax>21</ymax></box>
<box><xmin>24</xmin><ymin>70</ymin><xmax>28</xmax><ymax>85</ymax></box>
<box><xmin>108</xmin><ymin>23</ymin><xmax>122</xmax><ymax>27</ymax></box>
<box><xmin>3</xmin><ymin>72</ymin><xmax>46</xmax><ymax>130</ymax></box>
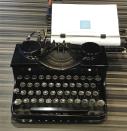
<box><xmin>30</xmin><ymin>107</ymin><xmax>87</xmax><ymax>112</ymax></box>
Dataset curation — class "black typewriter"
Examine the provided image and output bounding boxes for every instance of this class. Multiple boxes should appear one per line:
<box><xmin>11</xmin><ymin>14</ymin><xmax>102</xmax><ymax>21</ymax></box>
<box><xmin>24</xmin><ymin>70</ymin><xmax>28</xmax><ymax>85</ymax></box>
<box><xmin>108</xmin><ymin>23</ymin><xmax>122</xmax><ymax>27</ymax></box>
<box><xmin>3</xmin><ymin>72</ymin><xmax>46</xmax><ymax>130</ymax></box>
<box><xmin>10</xmin><ymin>30</ymin><xmax>109</xmax><ymax>123</ymax></box>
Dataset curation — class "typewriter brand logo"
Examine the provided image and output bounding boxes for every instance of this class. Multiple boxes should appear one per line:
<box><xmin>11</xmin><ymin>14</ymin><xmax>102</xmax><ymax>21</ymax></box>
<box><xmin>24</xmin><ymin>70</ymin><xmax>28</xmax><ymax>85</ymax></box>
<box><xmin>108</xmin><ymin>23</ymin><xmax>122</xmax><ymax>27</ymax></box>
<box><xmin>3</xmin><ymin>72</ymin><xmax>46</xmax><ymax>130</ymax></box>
<box><xmin>80</xmin><ymin>20</ymin><xmax>91</xmax><ymax>29</ymax></box>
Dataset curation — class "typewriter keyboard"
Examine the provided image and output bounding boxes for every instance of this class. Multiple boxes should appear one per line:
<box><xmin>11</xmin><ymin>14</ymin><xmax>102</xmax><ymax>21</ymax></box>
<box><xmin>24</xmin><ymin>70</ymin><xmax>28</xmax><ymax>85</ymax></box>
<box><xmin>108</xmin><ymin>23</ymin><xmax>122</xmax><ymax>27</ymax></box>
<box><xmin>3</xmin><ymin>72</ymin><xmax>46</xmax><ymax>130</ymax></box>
<box><xmin>13</xmin><ymin>73</ymin><xmax>106</xmax><ymax>112</ymax></box>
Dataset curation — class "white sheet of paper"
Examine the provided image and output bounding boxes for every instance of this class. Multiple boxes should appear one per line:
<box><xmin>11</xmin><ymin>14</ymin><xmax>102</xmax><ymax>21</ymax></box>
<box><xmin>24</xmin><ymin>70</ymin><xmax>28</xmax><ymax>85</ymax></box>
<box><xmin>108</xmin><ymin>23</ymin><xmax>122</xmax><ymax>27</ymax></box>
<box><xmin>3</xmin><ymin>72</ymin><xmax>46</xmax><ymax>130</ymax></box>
<box><xmin>51</xmin><ymin>4</ymin><xmax>120</xmax><ymax>46</ymax></box>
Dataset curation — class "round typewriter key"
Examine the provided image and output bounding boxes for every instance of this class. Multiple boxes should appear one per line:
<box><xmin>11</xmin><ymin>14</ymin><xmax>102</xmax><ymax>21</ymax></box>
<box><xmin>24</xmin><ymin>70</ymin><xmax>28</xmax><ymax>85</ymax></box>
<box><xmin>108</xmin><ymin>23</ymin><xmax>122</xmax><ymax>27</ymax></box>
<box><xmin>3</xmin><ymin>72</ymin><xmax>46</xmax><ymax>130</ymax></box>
<box><xmin>20</xmin><ymin>82</ymin><xmax>26</xmax><ymax>87</ymax></box>
<box><xmin>53</xmin><ymin>98</ymin><xmax>59</xmax><ymax>103</ymax></box>
<box><xmin>24</xmin><ymin>75</ymin><xmax>30</xmax><ymax>80</ymax></box>
<box><xmin>93</xmin><ymin>91</ymin><xmax>99</xmax><ymax>96</ymax></box>
<box><xmin>27</xmin><ymin>82</ymin><xmax>33</xmax><ymax>88</ymax></box>
<box><xmin>46</xmin><ymin>98</ymin><xmax>52</xmax><ymax>103</ymax></box>
<box><xmin>55</xmin><ymin>83</ymin><xmax>61</xmax><ymax>88</ymax></box>
<box><xmin>21</xmin><ymin>119</ymin><xmax>26</xmax><ymax>123</ymax></box>
<box><xmin>71</xmin><ymin>91</ymin><xmax>77</xmax><ymax>96</ymax></box>
<box><xmin>74</xmin><ymin>98</ymin><xmax>81</xmax><ymax>104</ymax></box>
<box><xmin>85</xmin><ymin>91</ymin><xmax>91</xmax><ymax>96</ymax></box>
<box><xmin>31</xmin><ymin>98</ymin><xmax>37</xmax><ymax>103</ymax></box>
<box><xmin>66</xmin><ymin>75</ymin><xmax>72</xmax><ymax>80</ymax></box>
<box><xmin>63</xmin><ymin>83</ymin><xmax>68</xmax><ymax>88</ymax></box>
<box><xmin>83</xmin><ymin>83</ymin><xmax>89</xmax><ymax>88</ymax></box>
<box><xmin>73</xmin><ymin>75</ymin><xmax>79</xmax><ymax>80</ymax></box>
<box><xmin>36</xmin><ymin>90</ymin><xmax>41</xmax><ymax>95</ymax></box>
<box><xmin>17</xmin><ymin>75</ymin><xmax>22</xmax><ymax>80</ymax></box>
<box><xmin>14</xmin><ymin>99</ymin><xmax>22</xmax><ymax>105</ymax></box>
<box><xmin>90</xmin><ymin>83</ymin><xmax>96</xmax><ymax>88</ymax></box>
<box><xmin>67</xmin><ymin>98</ymin><xmax>73</xmax><ymax>104</ymax></box>
<box><xmin>80</xmin><ymin>75</ymin><xmax>86</xmax><ymax>80</ymax></box>
<box><xmin>23</xmin><ymin>98</ymin><xmax>29</xmax><ymax>104</ymax></box>
<box><xmin>64</xmin><ymin>90</ymin><xmax>70</xmax><ymax>95</ymax></box>
<box><xmin>89</xmin><ymin>99</ymin><xmax>96</xmax><ymax>106</ymax></box>
<box><xmin>76</xmin><ymin>83</ymin><xmax>82</xmax><ymax>88</ymax></box>
<box><xmin>41</xmin><ymin>82</ymin><xmax>47</xmax><ymax>88</ymax></box>
<box><xmin>46</xmin><ymin>75</ymin><xmax>51</xmax><ymax>80</ymax></box>
<box><xmin>28</xmin><ymin>90</ymin><xmax>34</xmax><ymax>95</ymax></box>
<box><xmin>82</xmin><ymin>99</ymin><xmax>88</xmax><ymax>106</ymax></box>
<box><xmin>21</xmin><ymin>90</ymin><xmax>27</xmax><ymax>95</ymax></box>
<box><xmin>32</xmin><ymin>75</ymin><xmax>37</xmax><ymax>80</ymax></box>
<box><xmin>59</xmin><ymin>75</ymin><xmax>65</xmax><ymax>80</ymax></box>
<box><xmin>78</xmin><ymin>91</ymin><xmax>84</xmax><ymax>96</ymax></box>
<box><xmin>50</xmin><ymin>91</ymin><xmax>56</xmax><ymax>96</ymax></box>
<box><xmin>28</xmin><ymin>68</ymin><xmax>31</xmax><ymax>72</ymax></box>
<box><xmin>96</xmin><ymin>100</ymin><xmax>105</xmax><ymax>107</ymax></box>
<box><xmin>49</xmin><ymin>82</ymin><xmax>54</xmax><ymax>88</ymax></box>
<box><xmin>70</xmin><ymin>83</ymin><xmax>75</xmax><ymax>88</ymax></box>
<box><xmin>28</xmin><ymin>119</ymin><xmax>33</xmax><ymax>123</ymax></box>
<box><xmin>52</xmin><ymin>75</ymin><xmax>58</xmax><ymax>80</ymax></box>
<box><xmin>38</xmin><ymin>75</ymin><xmax>44</xmax><ymax>80</ymax></box>
<box><xmin>13</xmin><ymin>88</ymin><xmax>19</xmax><ymax>94</ymax></box>
<box><xmin>57</xmin><ymin>90</ymin><xmax>63</xmax><ymax>96</ymax></box>
<box><xmin>87</xmin><ymin>76</ymin><xmax>93</xmax><ymax>81</ymax></box>
<box><xmin>60</xmin><ymin>99</ymin><xmax>66</xmax><ymax>103</ymax></box>
<box><xmin>95</xmin><ymin>75</ymin><xmax>101</xmax><ymax>81</ymax></box>
<box><xmin>43</xmin><ymin>90</ymin><xmax>48</xmax><ymax>96</ymax></box>
<box><xmin>39</xmin><ymin>98</ymin><xmax>44</xmax><ymax>103</ymax></box>
<box><xmin>34</xmin><ymin>82</ymin><xmax>40</xmax><ymax>87</ymax></box>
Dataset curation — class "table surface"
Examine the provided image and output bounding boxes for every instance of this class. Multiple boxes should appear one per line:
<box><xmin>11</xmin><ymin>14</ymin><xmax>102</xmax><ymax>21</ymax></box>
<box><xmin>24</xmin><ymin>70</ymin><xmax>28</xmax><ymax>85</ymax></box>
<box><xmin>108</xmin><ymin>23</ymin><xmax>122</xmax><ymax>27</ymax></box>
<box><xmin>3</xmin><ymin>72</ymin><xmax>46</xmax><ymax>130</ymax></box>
<box><xmin>0</xmin><ymin>0</ymin><xmax>127</xmax><ymax>131</ymax></box>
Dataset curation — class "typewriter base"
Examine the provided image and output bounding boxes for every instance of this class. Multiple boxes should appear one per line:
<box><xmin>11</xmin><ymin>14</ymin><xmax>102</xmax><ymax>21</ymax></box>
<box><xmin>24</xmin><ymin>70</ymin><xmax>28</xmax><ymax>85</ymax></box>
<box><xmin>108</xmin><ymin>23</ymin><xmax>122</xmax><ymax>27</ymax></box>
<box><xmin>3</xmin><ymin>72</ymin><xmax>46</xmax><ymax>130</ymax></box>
<box><xmin>11</xmin><ymin>114</ymin><xmax>106</xmax><ymax>124</ymax></box>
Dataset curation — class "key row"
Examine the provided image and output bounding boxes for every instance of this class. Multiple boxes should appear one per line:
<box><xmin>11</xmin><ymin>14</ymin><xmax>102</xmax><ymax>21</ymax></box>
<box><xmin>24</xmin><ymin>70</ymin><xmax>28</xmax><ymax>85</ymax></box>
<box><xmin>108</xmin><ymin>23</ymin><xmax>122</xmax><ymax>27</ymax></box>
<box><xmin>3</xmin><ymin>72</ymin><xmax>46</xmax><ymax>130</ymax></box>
<box><xmin>19</xmin><ymin>82</ymin><xmax>97</xmax><ymax>88</ymax></box>
<box><xmin>14</xmin><ymin>89</ymin><xmax>99</xmax><ymax>97</ymax></box>
<box><xmin>16</xmin><ymin>75</ymin><xmax>101</xmax><ymax>81</ymax></box>
<box><xmin>14</xmin><ymin>98</ymin><xmax>105</xmax><ymax>107</ymax></box>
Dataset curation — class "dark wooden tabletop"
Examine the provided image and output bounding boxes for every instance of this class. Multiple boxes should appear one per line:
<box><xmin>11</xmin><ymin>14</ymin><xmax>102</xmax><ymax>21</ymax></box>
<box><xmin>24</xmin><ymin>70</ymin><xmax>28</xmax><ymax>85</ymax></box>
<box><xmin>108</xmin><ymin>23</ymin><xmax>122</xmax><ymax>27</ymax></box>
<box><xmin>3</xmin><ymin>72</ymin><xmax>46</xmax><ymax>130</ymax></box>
<box><xmin>0</xmin><ymin>0</ymin><xmax>127</xmax><ymax>131</ymax></box>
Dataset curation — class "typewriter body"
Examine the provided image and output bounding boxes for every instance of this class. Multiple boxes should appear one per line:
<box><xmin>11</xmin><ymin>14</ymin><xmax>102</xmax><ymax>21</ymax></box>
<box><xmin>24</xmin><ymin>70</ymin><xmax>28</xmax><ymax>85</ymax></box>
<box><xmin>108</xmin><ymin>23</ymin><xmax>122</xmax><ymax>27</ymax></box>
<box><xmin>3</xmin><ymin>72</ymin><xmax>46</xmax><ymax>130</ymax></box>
<box><xmin>11</xmin><ymin>40</ymin><xmax>107</xmax><ymax>123</ymax></box>
<box><xmin>10</xmin><ymin>3</ymin><xmax>127</xmax><ymax>124</ymax></box>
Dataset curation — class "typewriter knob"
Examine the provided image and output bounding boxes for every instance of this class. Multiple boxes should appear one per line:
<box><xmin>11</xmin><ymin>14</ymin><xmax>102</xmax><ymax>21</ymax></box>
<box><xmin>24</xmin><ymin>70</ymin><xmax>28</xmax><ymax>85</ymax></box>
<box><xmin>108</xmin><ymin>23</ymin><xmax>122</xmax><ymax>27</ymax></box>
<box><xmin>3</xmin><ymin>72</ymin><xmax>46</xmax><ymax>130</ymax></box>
<box><xmin>21</xmin><ymin>40</ymin><xmax>41</xmax><ymax>54</ymax></box>
<box><xmin>81</xmin><ymin>42</ymin><xmax>101</xmax><ymax>62</ymax></box>
<box><xmin>82</xmin><ymin>42</ymin><xmax>101</xmax><ymax>56</ymax></box>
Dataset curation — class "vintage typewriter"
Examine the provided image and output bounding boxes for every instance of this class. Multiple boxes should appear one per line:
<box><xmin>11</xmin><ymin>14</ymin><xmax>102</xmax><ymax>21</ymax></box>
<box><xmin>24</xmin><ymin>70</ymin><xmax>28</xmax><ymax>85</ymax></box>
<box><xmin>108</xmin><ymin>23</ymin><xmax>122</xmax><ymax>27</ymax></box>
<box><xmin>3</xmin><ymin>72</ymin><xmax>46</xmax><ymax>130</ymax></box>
<box><xmin>10</xmin><ymin>3</ymin><xmax>127</xmax><ymax>124</ymax></box>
